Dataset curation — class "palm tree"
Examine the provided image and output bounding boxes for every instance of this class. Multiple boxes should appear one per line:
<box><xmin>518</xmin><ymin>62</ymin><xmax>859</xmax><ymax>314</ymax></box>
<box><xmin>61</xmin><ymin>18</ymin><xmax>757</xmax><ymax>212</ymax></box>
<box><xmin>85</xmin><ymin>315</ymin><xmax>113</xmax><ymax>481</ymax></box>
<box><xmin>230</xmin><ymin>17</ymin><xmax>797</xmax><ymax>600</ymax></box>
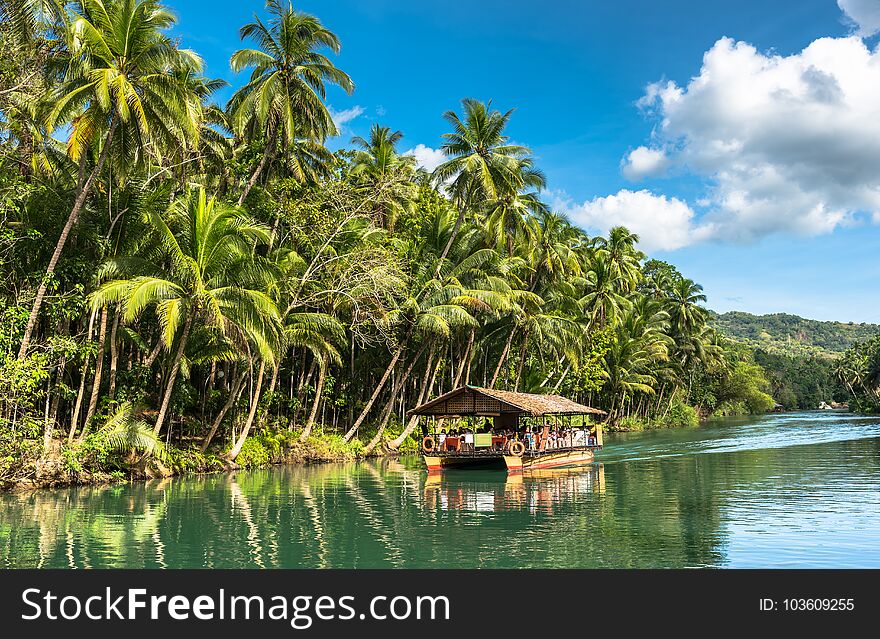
<box><xmin>18</xmin><ymin>0</ymin><xmax>202</xmax><ymax>359</ymax></box>
<box><xmin>602</xmin><ymin>307</ymin><xmax>671</xmax><ymax>422</ymax></box>
<box><xmin>350</xmin><ymin>124</ymin><xmax>417</xmax><ymax>230</ymax></box>
<box><xmin>432</xmin><ymin>98</ymin><xmax>531</xmax><ymax>265</ymax></box>
<box><xmin>579</xmin><ymin>252</ymin><xmax>631</xmax><ymax>328</ymax></box>
<box><xmin>228</xmin><ymin>0</ymin><xmax>353</xmax><ymax>205</ymax></box>
<box><xmin>483</xmin><ymin>157</ymin><xmax>547</xmax><ymax>255</ymax></box>
<box><xmin>592</xmin><ymin>226</ymin><xmax>644</xmax><ymax>292</ymax></box>
<box><xmin>90</xmin><ymin>187</ymin><xmax>282</xmax><ymax>436</ymax></box>
<box><xmin>665</xmin><ymin>278</ymin><xmax>708</xmax><ymax>337</ymax></box>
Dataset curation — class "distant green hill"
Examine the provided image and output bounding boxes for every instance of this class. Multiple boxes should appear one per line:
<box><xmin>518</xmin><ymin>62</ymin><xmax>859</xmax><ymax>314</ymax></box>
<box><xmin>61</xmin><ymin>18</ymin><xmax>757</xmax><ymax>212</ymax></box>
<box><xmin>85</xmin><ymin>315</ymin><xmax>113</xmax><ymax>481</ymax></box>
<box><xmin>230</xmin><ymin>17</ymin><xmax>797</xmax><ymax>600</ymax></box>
<box><xmin>710</xmin><ymin>311</ymin><xmax>880</xmax><ymax>357</ymax></box>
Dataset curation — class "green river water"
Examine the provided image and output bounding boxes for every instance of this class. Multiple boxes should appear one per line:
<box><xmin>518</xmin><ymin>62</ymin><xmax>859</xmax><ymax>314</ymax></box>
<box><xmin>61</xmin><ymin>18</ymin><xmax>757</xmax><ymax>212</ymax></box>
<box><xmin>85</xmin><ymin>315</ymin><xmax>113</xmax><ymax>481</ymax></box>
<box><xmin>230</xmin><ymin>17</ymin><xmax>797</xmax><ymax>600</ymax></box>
<box><xmin>2</xmin><ymin>410</ymin><xmax>879</xmax><ymax>568</ymax></box>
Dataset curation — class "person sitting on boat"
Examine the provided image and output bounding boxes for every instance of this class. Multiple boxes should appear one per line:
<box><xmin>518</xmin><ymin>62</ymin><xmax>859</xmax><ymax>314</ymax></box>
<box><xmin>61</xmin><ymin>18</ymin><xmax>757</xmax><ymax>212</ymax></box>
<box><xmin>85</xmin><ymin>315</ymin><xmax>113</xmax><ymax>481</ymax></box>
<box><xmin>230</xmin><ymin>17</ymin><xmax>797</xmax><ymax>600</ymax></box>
<box><xmin>463</xmin><ymin>428</ymin><xmax>474</xmax><ymax>451</ymax></box>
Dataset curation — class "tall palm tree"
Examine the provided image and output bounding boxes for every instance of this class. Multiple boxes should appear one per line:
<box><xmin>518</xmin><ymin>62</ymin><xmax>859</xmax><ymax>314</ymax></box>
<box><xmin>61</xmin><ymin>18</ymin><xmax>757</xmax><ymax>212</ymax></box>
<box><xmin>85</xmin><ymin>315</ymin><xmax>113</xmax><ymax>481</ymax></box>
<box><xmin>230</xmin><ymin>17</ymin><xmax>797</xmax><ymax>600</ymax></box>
<box><xmin>665</xmin><ymin>278</ymin><xmax>708</xmax><ymax>337</ymax></box>
<box><xmin>592</xmin><ymin>226</ymin><xmax>644</xmax><ymax>293</ymax></box>
<box><xmin>18</xmin><ymin>0</ymin><xmax>202</xmax><ymax>359</ymax></box>
<box><xmin>90</xmin><ymin>187</ymin><xmax>282</xmax><ymax>436</ymax></box>
<box><xmin>350</xmin><ymin>124</ymin><xmax>417</xmax><ymax>230</ymax></box>
<box><xmin>483</xmin><ymin>157</ymin><xmax>547</xmax><ymax>255</ymax></box>
<box><xmin>431</xmin><ymin>98</ymin><xmax>531</xmax><ymax>265</ymax></box>
<box><xmin>228</xmin><ymin>0</ymin><xmax>353</xmax><ymax>205</ymax></box>
<box><xmin>579</xmin><ymin>252</ymin><xmax>631</xmax><ymax>328</ymax></box>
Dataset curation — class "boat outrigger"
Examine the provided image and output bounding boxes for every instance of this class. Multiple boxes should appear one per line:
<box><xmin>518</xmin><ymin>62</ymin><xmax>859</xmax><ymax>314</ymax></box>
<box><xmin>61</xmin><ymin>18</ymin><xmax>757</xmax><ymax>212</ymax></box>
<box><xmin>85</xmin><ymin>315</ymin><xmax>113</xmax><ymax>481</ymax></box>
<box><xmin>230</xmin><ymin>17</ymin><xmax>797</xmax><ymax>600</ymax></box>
<box><xmin>410</xmin><ymin>385</ymin><xmax>607</xmax><ymax>472</ymax></box>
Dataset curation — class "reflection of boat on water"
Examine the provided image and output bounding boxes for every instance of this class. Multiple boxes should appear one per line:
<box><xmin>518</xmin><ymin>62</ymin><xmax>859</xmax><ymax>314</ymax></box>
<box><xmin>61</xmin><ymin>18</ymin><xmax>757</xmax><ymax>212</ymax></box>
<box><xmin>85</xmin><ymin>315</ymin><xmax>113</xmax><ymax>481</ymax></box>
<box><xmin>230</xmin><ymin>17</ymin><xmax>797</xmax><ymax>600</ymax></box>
<box><xmin>422</xmin><ymin>464</ymin><xmax>605</xmax><ymax>515</ymax></box>
<box><xmin>410</xmin><ymin>385</ymin><xmax>607</xmax><ymax>472</ymax></box>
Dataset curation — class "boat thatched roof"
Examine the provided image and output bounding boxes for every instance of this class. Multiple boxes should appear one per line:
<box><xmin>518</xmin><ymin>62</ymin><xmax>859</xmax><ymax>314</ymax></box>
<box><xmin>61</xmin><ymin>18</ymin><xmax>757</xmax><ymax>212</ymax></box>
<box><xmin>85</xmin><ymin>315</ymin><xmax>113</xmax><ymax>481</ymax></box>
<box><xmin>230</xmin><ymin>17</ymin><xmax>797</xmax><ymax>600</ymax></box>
<box><xmin>409</xmin><ymin>385</ymin><xmax>607</xmax><ymax>417</ymax></box>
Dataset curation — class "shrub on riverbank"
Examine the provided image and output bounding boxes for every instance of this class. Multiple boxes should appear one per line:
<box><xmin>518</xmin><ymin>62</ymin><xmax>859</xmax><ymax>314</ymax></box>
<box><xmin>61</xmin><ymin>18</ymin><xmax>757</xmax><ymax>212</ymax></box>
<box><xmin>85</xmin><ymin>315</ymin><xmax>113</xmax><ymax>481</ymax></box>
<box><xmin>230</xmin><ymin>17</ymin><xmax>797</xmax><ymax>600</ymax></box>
<box><xmin>605</xmin><ymin>401</ymin><xmax>700</xmax><ymax>432</ymax></box>
<box><xmin>0</xmin><ymin>424</ymin><xmax>383</xmax><ymax>490</ymax></box>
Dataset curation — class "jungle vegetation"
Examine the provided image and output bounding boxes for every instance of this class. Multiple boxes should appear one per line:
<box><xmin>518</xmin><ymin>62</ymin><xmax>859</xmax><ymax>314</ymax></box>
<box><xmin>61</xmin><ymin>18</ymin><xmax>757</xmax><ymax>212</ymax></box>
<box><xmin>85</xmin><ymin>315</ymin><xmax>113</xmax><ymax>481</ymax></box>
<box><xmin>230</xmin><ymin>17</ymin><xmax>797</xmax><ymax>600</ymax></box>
<box><xmin>0</xmin><ymin>0</ymin><xmax>777</xmax><ymax>486</ymax></box>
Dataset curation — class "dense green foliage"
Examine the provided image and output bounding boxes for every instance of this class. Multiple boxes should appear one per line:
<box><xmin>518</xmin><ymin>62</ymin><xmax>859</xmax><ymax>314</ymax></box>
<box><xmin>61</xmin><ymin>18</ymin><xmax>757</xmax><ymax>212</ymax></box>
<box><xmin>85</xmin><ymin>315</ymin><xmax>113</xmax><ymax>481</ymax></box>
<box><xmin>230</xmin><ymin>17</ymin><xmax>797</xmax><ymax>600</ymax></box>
<box><xmin>0</xmin><ymin>0</ymin><xmax>779</xmax><ymax>486</ymax></box>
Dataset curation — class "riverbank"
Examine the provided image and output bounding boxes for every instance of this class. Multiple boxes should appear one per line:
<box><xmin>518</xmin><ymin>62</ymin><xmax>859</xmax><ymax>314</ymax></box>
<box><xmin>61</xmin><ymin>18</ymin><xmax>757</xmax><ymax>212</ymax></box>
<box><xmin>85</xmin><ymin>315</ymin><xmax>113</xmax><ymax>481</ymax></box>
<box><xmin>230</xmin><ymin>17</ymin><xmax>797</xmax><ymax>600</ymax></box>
<box><xmin>0</xmin><ymin>428</ymin><xmax>412</xmax><ymax>491</ymax></box>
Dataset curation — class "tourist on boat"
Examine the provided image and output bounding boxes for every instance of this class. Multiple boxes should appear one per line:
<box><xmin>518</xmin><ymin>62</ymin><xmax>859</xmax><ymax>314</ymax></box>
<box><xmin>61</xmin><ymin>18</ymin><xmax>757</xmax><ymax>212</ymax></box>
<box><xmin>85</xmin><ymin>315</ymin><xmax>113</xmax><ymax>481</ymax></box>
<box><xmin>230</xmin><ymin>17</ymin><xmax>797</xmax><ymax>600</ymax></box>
<box><xmin>463</xmin><ymin>428</ymin><xmax>474</xmax><ymax>451</ymax></box>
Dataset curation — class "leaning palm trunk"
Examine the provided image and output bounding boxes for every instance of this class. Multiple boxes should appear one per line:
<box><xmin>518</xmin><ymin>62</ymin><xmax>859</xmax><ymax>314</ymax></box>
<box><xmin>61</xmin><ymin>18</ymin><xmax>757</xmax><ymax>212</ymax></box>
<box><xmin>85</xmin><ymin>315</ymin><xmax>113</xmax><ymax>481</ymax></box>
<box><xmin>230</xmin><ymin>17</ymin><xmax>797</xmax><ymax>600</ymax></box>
<box><xmin>489</xmin><ymin>326</ymin><xmax>516</xmax><ymax>389</ymax></box>
<box><xmin>343</xmin><ymin>342</ymin><xmax>405</xmax><ymax>441</ymax></box>
<box><xmin>200</xmin><ymin>370</ymin><xmax>247</xmax><ymax>452</ymax></box>
<box><xmin>299</xmin><ymin>362</ymin><xmax>326</xmax><ymax>442</ymax></box>
<box><xmin>363</xmin><ymin>342</ymin><xmax>428</xmax><ymax>455</ymax></box>
<box><xmin>152</xmin><ymin>313</ymin><xmax>194</xmax><ymax>436</ymax></box>
<box><xmin>67</xmin><ymin>361</ymin><xmax>90</xmax><ymax>443</ymax></box>
<box><xmin>389</xmin><ymin>345</ymin><xmax>438</xmax><ymax>450</ymax></box>
<box><xmin>435</xmin><ymin>205</ymin><xmax>466</xmax><ymax>276</ymax></box>
<box><xmin>18</xmin><ymin>120</ymin><xmax>118</xmax><ymax>360</ymax></box>
<box><xmin>513</xmin><ymin>334</ymin><xmax>529</xmax><ymax>391</ymax></box>
<box><xmin>226</xmin><ymin>360</ymin><xmax>267</xmax><ymax>461</ymax></box>
<box><xmin>237</xmin><ymin>125</ymin><xmax>276</xmax><ymax>206</ymax></box>
<box><xmin>107</xmin><ymin>311</ymin><xmax>120</xmax><ymax>399</ymax></box>
<box><xmin>68</xmin><ymin>312</ymin><xmax>97</xmax><ymax>442</ymax></box>
<box><xmin>81</xmin><ymin>307</ymin><xmax>109</xmax><ymax>439</ymax></box>
<box><xmin>44</xmin><ymin>354</ymin><xmax>66</xmax><ymax>449</ymax></box>
<box><xmin>452</xmin><ymin>330</ymin><xmax>474</xmax><ymax>388</ymax></box>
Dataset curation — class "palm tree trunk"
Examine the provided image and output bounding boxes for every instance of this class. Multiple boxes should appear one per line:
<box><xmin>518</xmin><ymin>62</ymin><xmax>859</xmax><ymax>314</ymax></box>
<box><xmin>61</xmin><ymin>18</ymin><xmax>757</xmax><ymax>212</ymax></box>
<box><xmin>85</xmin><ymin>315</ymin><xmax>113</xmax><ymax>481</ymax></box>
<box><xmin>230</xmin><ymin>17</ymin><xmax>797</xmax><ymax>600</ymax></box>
<box><xmin>80</xmin><ymin>306</ymin><xmax>109</xmax><ymax>440</ymax></box>
<box><xmin>514</xmin><ymin>333</ymin><xmax>528</xmax><ymax>391</ymax></box>
<box><xmin>299</xmin><ymin>361</ymin><xmax>326</xmax><ymax>441</ymax></box>
<box><xmin>238</xmin><ymin>126</ymin><xmax>276</xmax><ymax>206</ymax></box>
<box><xmin>489</xmin><ymin>327</ymin><xmax>516</xmax><ymax>389</ymax></box>
<box><xmin>107</xmin><ymin>310</ymin><xmax>120</xmax><ymax>399</ymax></box>
<box><xmin>153</xmin><ymin>313</ymin><xmax>194</xmax><ymax>436</ymax></box>
<box><xmin>343</xmin><ymin>342</ymin><xmax>405</xmax><ymax>441</ymax></box>
<box><xmin>551</xmin><ymin>364</ymin><xmax>571</xmax><ymax>393</ymax></box>
<box><xmin>452</xmin><ymin>330</ymin><xmax>474</xmax><ymax>388</ymax></box>
<box><xmin>144</xmin><ymin>335</ymin><xmax>163</xmax><ymax>368</ymax></box>
<box><xmin>435</xmin><ymin>205</ymin><xmax>466</xmax><ymax>276</ymax></box>
<box><xmin>67</xmin><ymin>311</ymin><xmax>97</xmax><ymax>443</ymax></box>
<box><xmin>201</xmin><ymin>370</ymin><xmax>247</xmax><ymax>452</ymax></box>
<box><xmin>18</xmin><ymin>119</ymin><xmax>118</xmax><ymax>360</ymax></box>
<box><xmin>45</xmin><ymin>354</ymin><xmax>65</xmax><ymax>448</ymax></box>
<box><xmin>226</xmin><ymin>360</ymin><xmax>267</xmax><ymax>461</ymax></box>
<box><xmin>363</xmin><ymin>342</ymin><xmax>428</xmax><ymax>454</ymax></box>
<box><xmin>389</xmin><ymin>345</ymin><xmax>437</xmax><ymax>450</ymax></box>
<box><xmin>67</xmin><ymin>359</ymin><xmax>89</xmax><ymax>443</ymax></box>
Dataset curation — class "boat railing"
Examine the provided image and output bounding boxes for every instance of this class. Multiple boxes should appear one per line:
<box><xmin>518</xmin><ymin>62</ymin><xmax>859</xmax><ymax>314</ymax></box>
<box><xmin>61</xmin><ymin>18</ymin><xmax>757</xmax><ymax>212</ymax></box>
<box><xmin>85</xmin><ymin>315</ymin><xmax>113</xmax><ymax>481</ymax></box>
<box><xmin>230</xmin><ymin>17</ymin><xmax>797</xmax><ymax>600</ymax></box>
<box><xmin>428</xmin><ymin>440</ymin><xmax>601</xmax><ymax>457</ymax></box>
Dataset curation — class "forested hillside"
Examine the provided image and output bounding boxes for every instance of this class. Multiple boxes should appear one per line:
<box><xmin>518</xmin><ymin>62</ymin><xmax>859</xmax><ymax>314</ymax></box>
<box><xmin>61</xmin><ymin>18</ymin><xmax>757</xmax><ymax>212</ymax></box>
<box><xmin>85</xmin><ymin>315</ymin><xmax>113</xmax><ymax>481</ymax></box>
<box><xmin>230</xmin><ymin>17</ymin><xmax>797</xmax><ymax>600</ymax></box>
<box><xmin>709</xmin><ymin>311</ymin><xmax>862</xmax><ymax>409</ymax></box>
<box><xmin>711</xmin><ymin>311</ymin><xmax>880</xmax><ymax>357</ymax></box>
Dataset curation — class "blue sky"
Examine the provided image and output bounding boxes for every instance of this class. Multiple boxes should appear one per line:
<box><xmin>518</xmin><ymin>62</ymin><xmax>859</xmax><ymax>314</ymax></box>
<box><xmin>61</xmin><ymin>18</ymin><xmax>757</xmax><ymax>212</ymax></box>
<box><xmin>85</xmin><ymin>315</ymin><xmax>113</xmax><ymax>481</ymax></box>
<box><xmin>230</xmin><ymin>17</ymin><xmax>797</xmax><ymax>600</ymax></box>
<box><xmin>169</xmin><ymin>0</ymin><xmax>880</xmax><ymax>322</ymax></box>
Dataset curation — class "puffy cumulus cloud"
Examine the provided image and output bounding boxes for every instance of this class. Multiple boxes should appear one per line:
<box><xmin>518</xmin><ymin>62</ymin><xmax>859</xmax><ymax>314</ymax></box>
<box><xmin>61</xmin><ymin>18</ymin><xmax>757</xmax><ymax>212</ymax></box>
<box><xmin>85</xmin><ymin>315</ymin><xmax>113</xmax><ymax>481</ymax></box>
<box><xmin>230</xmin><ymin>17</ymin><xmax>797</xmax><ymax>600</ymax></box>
<box><xmin>553</xmin><ymin>189</ymin><xmax>715</xmax><ymax>252</ymax></box>
<box><xmin>621</xmin><ymin>146</ymin><xmax>670</xmax><ymax>180</ymax></box>
<box><xmin>838</xmin><ymin>0</ymin><xmax>880</xmax><ymax>37</ymax></box>
<box><xmin>633</xmin><ymin>36</ymin><xmax>880</xmax><ymax>242</ymax></box>
<box><xmin>403</xmin><ymin>144</ymin><xmax>446</xmax><ymax>172</ymax></box>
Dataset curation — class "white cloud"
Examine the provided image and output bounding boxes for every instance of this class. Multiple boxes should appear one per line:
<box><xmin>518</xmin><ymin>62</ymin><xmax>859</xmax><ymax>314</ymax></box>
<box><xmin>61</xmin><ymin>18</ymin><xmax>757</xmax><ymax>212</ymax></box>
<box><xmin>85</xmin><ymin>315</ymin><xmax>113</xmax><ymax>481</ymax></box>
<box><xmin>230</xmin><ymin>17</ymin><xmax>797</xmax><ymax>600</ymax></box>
<box><xmin>838</xmin><ymin>0</ymin><xmax>880</xmax><ymax>37</ymax></box>
<box><xmin>329</xmin><ymin>105</ymin><xmax>364</xmax><ymax>133</ymax></box>
<box><xmin>403</xmin><ymin>144</ymin><xmax>446</xmax><ymax>172</ymax></box>
<box><xmin>554</xmin><ymin>189</ymin><xmax>714</xmax><ymax>252</ymax></box>
<box><xmin>622</xmin><ymin>146</ymin><xmax>670</xmax><ymax>180</ymax></box>
<box><xmin>632</xmin><ymin>35</ymin><xmax>880</xmax><ymax>243</ymax></box>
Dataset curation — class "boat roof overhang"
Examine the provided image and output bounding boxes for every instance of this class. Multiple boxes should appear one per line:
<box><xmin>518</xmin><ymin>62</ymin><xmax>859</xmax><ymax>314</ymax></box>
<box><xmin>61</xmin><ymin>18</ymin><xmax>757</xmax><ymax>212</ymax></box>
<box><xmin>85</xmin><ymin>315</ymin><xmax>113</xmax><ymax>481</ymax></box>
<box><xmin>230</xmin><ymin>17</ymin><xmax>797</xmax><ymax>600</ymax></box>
<box><xmin>408</xmin><ymin>385</ymin><xmax>607</xmax><ymax>419</ymax></box>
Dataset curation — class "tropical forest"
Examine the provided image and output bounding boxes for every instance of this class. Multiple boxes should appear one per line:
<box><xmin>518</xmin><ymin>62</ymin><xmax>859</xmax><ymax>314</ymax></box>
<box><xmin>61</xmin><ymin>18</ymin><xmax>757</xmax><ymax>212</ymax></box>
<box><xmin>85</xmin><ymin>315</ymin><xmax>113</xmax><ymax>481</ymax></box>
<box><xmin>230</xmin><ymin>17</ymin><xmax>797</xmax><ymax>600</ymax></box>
<box><xmin>0</xmin><ymin>0</ymin><xmax>873</xmax><ymax>490</ymax></box>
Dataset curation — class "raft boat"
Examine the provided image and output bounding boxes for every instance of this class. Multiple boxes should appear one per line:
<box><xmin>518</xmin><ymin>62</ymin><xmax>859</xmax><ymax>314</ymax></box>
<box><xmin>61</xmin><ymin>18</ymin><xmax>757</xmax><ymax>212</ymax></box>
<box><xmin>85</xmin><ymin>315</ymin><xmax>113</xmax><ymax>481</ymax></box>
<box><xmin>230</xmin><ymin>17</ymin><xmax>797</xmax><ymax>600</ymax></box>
<box><xmin>409</xmin><ymin>385</ymin><xmax>606</xmax><ymax>472</ymax></box>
